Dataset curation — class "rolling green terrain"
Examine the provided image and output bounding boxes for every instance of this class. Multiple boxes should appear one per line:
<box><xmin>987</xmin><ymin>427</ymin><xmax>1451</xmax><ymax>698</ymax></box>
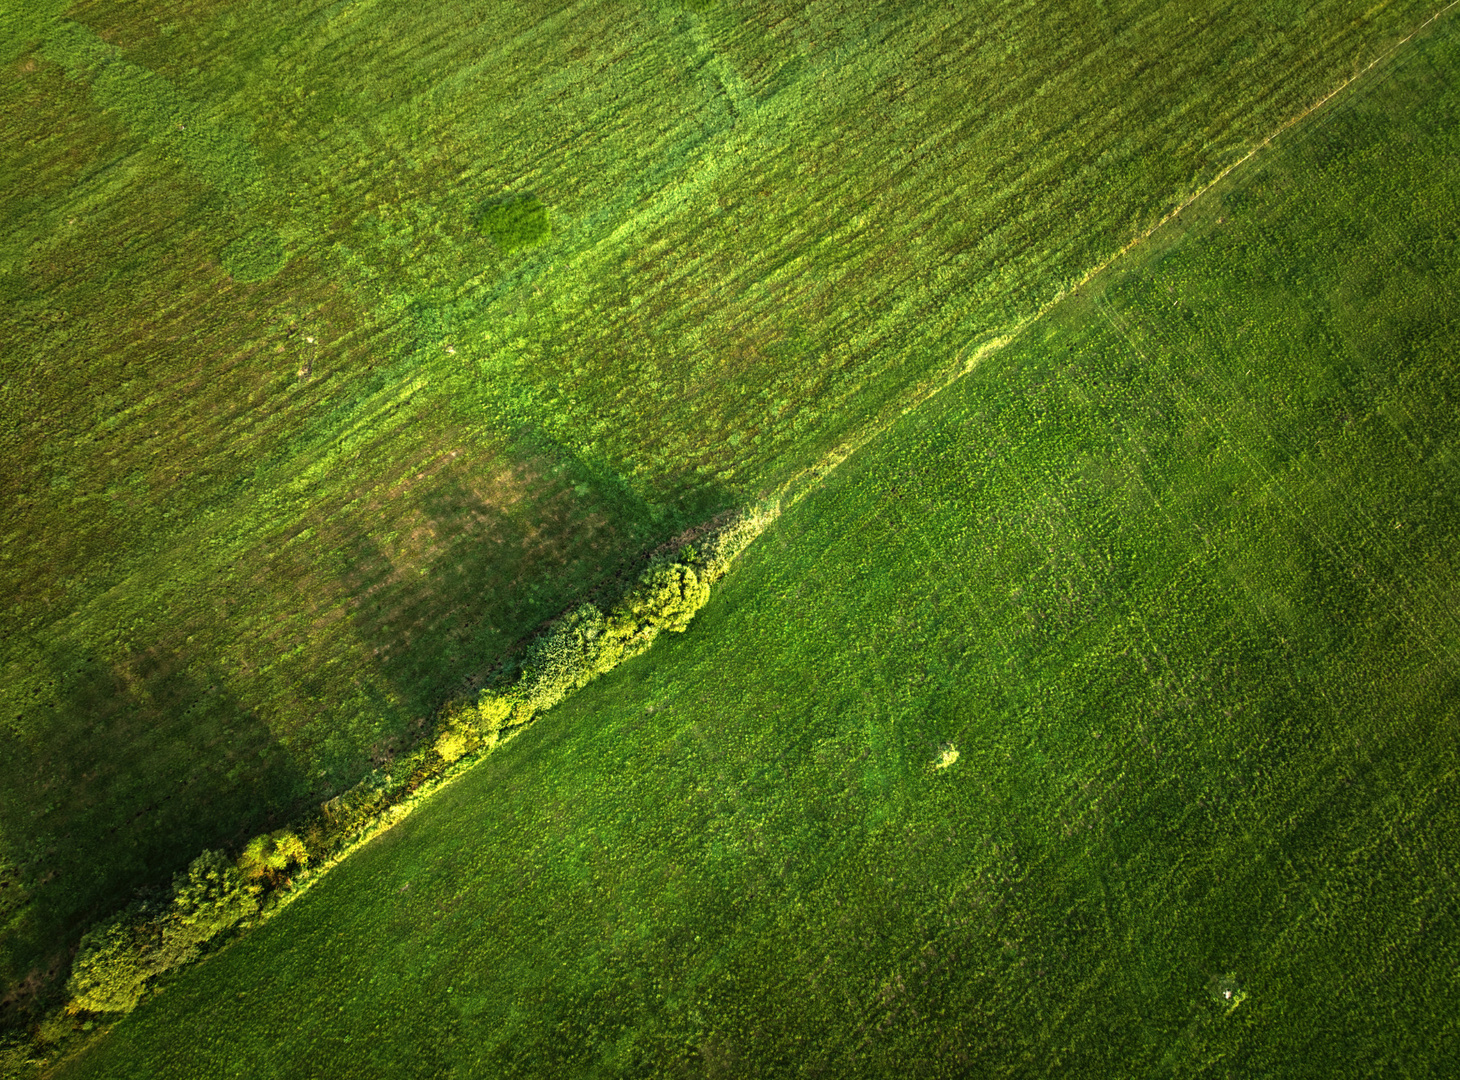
<box><xmin>48</xmin><ymin>14</ymin><xmax>1460</xmax><ymax>1078</ymax></box>
<box><xmin>4</xmin><ymin>0</ymin><xmax>1442</xmax><ymax>1011</ymax></box>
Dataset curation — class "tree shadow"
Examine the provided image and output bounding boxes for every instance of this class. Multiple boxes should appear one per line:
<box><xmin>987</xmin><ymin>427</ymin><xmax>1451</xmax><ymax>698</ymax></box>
<box><xmin>0</xmin><ymin>638</ymin><xmax>307</xmax><ymax>1026</ymax></box>
<box><xmin>331</xmin><ymin>423</ymin><xmax>737</xmax><ymax>747</ymax></box>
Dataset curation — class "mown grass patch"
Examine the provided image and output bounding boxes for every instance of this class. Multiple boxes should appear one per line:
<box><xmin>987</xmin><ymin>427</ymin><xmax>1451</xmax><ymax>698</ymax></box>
<box><xmin>50</xmin><ymin>18</ymin><xmax>1460</xmax><ymax>1079</ymax></box>
<box><xmin>219</xmin><ymin>226</ymin><xmax>287</xmax><ymax>282</ymax></box>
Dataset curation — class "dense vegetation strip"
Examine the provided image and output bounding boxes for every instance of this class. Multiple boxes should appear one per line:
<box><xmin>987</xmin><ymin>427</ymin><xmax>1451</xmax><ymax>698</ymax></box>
<box><xmin>0</xmin><ymin>0</ymin><xmax>1446</xmax><ymax>1045</ymax></box>
<box><xmin>0</xmin><ymin>505</ymin><xmax>774</xmax><ymax>1072</ymax></box>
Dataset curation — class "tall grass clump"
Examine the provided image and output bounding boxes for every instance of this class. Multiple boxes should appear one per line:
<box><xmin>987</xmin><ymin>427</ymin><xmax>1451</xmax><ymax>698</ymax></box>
<box><xmin>473</xmin><ymin>194</ymin><xmax>551</xmax><ymax>253</ymax></box>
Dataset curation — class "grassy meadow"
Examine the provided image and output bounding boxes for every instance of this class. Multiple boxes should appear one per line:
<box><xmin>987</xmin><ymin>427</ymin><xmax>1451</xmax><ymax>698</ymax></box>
<box><xmin>46</xmin><ymin>15</ymin><xmax>1460</xmax><ymax>1078</ymax></box>
<box><xmin>5</xmin><ymin>0</ymin><xmax>1444</xmax><ymax>1012</ymax></box>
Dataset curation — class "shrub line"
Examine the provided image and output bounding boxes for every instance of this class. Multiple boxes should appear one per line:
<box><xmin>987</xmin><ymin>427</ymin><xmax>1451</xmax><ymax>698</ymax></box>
<box><xmin>2</xmin><ymin>502</ymin><xmax>778</xmax><ymax>1075</ymax></box>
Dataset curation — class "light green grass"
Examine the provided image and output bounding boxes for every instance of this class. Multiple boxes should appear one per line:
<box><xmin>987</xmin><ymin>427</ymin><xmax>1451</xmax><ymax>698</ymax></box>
<box><xmin>49</xmin><ymin>16</ymin><xmax>1460</xmax><ymax>1078</ymax></box>
<box><xmin>0</xmin><ymin>0</ymin><xmax>1445</xmax><ymax>1015</ymax></box>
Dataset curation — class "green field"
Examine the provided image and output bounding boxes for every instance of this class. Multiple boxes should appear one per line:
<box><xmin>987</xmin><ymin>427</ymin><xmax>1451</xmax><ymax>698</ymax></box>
<box><xmin>39</xmin><ymin>13</ymin><xmax>1460</xmax><ymax>1077</ymax></box>
<box><xmin>5</xmin><ymin>0</ymin><xmax>1444</xmax><ymax>1013</ymax></box>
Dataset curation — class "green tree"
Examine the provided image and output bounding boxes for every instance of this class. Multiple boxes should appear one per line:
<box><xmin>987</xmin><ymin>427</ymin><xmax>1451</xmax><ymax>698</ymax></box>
<box><xmin>237</xmin><ymin>831</ymin><xmax>308</xmax><ymax>891</ymax></box>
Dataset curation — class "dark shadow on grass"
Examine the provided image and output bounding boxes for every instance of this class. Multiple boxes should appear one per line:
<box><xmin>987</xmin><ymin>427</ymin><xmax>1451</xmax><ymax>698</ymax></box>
<box><xmin>332</xmin><ymin>425</ymin><xmax>737</xmax><ymax>746</ymax></box>
<box><xmin>0</xmin><ymin>640</ymin><xmax>307</xmax><ymax>1029</ymax></box>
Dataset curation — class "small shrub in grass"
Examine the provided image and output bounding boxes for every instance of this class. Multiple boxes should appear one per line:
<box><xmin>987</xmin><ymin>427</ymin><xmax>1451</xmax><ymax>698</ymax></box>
<box><xmin>1209</xmin><ymin>972</ymin><xmax>1248</xmax><ymax>1010</ymax></box>
<box><xmin>220</xmin><ymin>226</ymin><xmax>287</xmax><ymax>282</ymax></box>
<box><xmin>473</xmin><ymin>194</ymin><xmax>551</xmax><ymax>252</ymax></box>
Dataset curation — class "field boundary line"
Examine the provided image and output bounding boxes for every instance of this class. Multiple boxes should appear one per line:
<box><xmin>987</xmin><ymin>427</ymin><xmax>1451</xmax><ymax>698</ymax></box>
<box><xmin>770</xmin><ymin>0</ymin><xmax>1459</xmax><ymax>518</ymax></box>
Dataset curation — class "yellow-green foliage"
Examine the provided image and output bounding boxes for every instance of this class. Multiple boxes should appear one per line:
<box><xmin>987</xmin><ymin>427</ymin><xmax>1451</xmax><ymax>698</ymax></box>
<box><xmin>321</xmin><ymin>776</ymin><xmax>388</xmax><ymax>833</ymax></box>
<box><xmin>65</xmin><ymin>906</ymin><xmax>156</xmax><ymax>1015</ymax></box>
<box><xmin>164</xmin><ymin>850</ymin><xmax>255</xmax><ymax>963</ymax></box>
<box><xmin>237</xmin><ymin>831</ymin><xmax>308</xmax><ymax>889</ymax></box>
<box><xmin>697</xmin><ymin>502</ymin><xmax>779</xmax><ymax>578</ymax></box>
<box><xmin>434</xmin><ymin>724</ymin><xmax>469</xmax><ymax>763</ymax></box>
<box><xmin>476</xmin><ymin>690</ymin><xmax>513</xmax><ymax>738</ymax></box>
<box><xmin>53</xmin><ymin>506</ymin><xmax>770</xmax><ymax>1030</ymax></box>
<box><xmin>66</xmin><ymin>851</ymin><xmax>254</xmax><ymax>1015</ymax></box>
<box><xmin>513</xmin><ymin>603</ymin><xmax>616</xmax><ymax>718</ymax></box>
<box><xmin>470</xmin><ymin>508</ymin><xmax>776</xmax><ymax>737</ymax></box>
<box><xmin>615</xmin><ymin>558</ymin><xmax>711</xmax><ymax>634</ymax></box>
<box><xmin>508</xmin><ymin>558</ymin><xmax>708</xmax><ymax>725</ymax></box>
<box><xmin>51</xmin><ymin>506</ymin><xmax>771</xmax><ymax>1032</ymax></box>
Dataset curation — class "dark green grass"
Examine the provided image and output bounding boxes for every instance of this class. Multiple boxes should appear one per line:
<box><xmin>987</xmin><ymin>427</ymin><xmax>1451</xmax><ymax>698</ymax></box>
<box><xmin>0</xmin><ymin>0</ymin><xmax>1444</xmax><ymax>1009</ymax></box>
<box><xmin>474</xmin><ymin>195</ymin><xmax>552</xmax><ymax>254</ymax></box>
<box><xmin>52</xmin><ymin>20</ymin><xmax>1460</xmax><ymax>1079</ymax></box>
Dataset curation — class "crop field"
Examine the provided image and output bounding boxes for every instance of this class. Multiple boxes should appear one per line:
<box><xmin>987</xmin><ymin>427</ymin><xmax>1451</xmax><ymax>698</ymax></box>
<box><xmin>44</xmin><ymin>14</ymin><xmax>1460</xmax><ymax>1078</ymax></box>
<box><xmin>5</xmin><ymin>0</ymin><xmax>1445</xmax><ymax>1013</ymax></box>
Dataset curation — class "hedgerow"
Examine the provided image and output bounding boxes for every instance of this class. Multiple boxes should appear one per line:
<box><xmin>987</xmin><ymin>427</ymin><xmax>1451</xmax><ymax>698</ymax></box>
<box><xmin>36</xmin><ymin>504</ymin><xmax>776</xmax><ymax>1044</ymax></box>
<box><xmin>65</xmin><ymin>850</ymin><xmax>256</xmax><ymax>1015</ymax></box>
<box><xmin>442</xmin><ymin>502</ymin><xmax>779</xmax><ymax>747</ymax></box>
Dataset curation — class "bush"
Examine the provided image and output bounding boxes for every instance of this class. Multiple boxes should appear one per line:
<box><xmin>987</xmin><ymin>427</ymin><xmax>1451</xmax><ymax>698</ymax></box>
<box><xmin>66</xmin><ymin>904</ymin><xmax>159</xmax><ymax>1015</ymax></box>
<box><xmin>1</xmin><ymin>1031</ymin><xmax>38</xmax><ymax>1072</ymax></box>
<box><xmin>66</xmin><ymin>851</ymin><xmax>256</xmax><ymax>1015</ymax></box>
<box><xmin>163</xmin><ymin>850</ymin><xmax>254</xmax><ymax>963</ymax></box>
<box><xmin>237</xmin><ymin>831</ymin><xmax>308</xmax><ymax>890</ymax></box>
<box><xmin>473</xmin><ymin>194</ymin><xmax>551</xmax><ymax>252</ymax></box>
<box><xmin>614</xmin><ymin>558</ymin><xmax>711</xmax><ymax>635</ymax></box>
<box><xmin>698</xmin><ymin>501</ymin><xmax>779</xmax><ymax>579</ymax></box>
<box><xmin>322</xmin><ymin>775</ymin><xmax>388</xmax><ymax>833</ymax></box>
<box><xmin>472</xmin><ymin>506</ymin><xmax>779</xmax><ymax>738</ymax></box>
<box><xmin>433</xmin><ymin>699</ymin><xmax>483</xmax><ymax>761</ymax></box>
<box><xmin>435</xmin><ymin>724</ymin><xmax>469</xmax><ymax>763</ymax></box>
<box><xmin>35</xmin><ymin>1011</ymin><xmax>80</xmax><ymax>1048</ymax></box>
<box><xmin>514</xmin><ymin>603</ymin><xmax>615</xmax><ymax>718</ymax></box>
<box><xmin>477</xmin><ymin>690</ymin><xmax>513</xmax><ymax>745</ymax></box>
